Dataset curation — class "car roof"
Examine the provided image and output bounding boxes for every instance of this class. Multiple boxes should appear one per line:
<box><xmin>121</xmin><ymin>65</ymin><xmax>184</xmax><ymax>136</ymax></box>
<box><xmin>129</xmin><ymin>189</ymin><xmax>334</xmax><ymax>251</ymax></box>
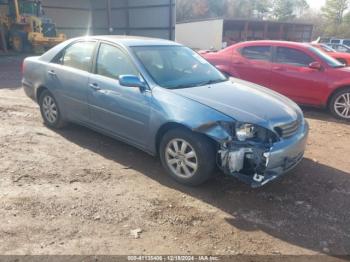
<box><xmin>232</xmin><ymin>40</ymin><xmax>312</xmax><ymax>48</ymax></box>
<box><xmin>74</xmin><ymin>35</ymin><xmax>180</xmax><ymax>47</ymax></box>
<box><xmin>39</xmin><ymin>35</ymin><xmax>181</xmax><ymax>62</ymax></box>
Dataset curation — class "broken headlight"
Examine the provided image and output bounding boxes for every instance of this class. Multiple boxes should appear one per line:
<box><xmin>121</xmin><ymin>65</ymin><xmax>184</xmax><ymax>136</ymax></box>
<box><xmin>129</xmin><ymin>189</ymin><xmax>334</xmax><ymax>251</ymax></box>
<box><xmin>210</xmin><ymin>121</ymin><xmax>276</xmax><ymax>144</ymax></box>
<box><xmin>235</xmin><ymin>123</ymin><xmax>256</xmax><ymax>141</ymax></box>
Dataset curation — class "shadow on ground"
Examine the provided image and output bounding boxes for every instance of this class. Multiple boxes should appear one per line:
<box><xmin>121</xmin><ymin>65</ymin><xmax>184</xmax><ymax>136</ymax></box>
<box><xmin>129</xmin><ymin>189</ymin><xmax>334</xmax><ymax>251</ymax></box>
<box><xmin>54</xmin><ymin>123</ymin><xmax>350</xmax><ymax>255</ymax></box>
<box><xmin>302</xmin><ymin>106</ymin><xmax>349</xmax><ymax>125</ymax></box>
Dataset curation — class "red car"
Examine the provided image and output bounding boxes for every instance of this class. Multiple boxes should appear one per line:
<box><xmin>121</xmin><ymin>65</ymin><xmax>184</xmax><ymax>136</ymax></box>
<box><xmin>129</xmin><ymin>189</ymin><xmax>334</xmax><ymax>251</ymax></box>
<box><xmin>201</xmin><ymin>41</ymin><xmax>350</xmax><ymax>120</ymax></box>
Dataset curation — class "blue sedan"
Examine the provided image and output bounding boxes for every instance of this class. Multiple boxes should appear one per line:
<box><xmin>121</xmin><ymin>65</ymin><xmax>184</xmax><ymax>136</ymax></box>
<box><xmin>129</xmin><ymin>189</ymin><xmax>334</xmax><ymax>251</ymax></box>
<box><xmin>22</xmin><ymin>36</ymin><xmax>309</xmax><ymax>187</ymax></box>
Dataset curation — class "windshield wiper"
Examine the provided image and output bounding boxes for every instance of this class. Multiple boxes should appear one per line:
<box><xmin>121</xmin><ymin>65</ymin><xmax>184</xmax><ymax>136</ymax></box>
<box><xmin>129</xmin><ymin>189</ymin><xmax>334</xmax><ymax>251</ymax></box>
<box><xmin>193</xmin><ymin>79</ymin><xmax>227</xmax><ymax>87</ymax></box>
<box><xmin>169</xmin><ymin>84</ymin><xmax>197</xmax><ymax>89</ymax></box>
<box><xmin>169</xmin><ymin>79</ymin><xmax>227</xmax><ymax>90</ymax></box>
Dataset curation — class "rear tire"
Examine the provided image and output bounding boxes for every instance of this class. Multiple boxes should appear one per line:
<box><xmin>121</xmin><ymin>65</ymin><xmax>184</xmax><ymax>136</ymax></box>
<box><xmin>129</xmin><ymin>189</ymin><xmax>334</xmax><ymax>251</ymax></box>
<box><xmin>39</xmin><ymin>90</ymin><xmax>66</xmax><ymax>129</ymax></box>
<box><xmin>159</xmin><ymin>128</ymin><xmax>216</xmax><ymax>186</ymax></box>
<box><xmin>329</xmin><ymin>88</ymin><xmax>350</xmax><ymax>121</ymax></box>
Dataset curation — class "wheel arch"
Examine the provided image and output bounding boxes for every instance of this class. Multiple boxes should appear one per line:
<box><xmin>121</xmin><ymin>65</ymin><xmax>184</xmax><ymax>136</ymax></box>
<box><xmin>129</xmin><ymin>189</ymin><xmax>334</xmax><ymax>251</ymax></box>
<box><xmin>155</xmin><ymin>122</ymin><xmax>219</xmax><ymax>155</ymax></box>
<box><xmin>327</xmin><ymin>85</ymin><xmax>350</xmax><ymax>108</ymax></box>
<box><xmin>36</xmin><ymin>85</ymin><xmax>49</xmax><ymax>103</ymax></box>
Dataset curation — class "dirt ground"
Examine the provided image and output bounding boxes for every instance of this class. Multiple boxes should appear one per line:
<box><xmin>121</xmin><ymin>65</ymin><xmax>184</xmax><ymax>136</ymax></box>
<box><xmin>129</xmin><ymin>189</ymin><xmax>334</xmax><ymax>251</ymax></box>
<box><xmin>0</xmin><ymin>56</ymin><xmax>350</xmax><ymax>256</ymax></box>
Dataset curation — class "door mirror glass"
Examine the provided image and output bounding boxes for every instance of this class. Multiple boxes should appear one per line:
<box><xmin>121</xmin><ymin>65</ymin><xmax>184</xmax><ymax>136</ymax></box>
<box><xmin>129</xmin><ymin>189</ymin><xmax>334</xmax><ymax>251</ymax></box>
<box><xmin>119</xmin><ymin>75</ymin><xmax>147</xmax><ymax>89</ymax></box>
<box><xmin>309</xmin><ymin>62</ymin><xmax>322</xmax><ymax>70</ymax></box>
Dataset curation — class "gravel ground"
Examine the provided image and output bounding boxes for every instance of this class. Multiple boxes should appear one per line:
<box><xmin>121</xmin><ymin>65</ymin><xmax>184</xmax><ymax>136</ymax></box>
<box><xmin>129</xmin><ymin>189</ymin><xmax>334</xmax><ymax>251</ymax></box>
<box><xmin>0</xmin><ymin>56</ymin><xmax>350</xmax><ymax>256</ymax></box>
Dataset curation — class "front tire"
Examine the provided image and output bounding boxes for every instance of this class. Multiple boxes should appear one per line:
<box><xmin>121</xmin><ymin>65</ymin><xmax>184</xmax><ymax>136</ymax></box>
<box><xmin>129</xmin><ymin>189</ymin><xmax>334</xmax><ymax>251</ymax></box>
<box><xmin>39</xmin><ymin>90</ymin><xmax>66</xmax><ymax>128</ymax></box>
<box><xmin>159</xmin><ymin>128</ymin><xmax>216</xmax><ymax>186</ymax></box>
<box><xmin>329</xmin><ymin>88</ymin><xmax>350</xmax><ymax>121</ymax></box>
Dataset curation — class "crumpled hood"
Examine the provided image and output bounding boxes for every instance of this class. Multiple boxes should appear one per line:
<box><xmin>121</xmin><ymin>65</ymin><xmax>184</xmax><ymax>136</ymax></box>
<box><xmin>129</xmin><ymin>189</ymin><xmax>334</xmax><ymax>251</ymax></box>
<box><xmin>171</xmin><ymin>78</ymin><xmax>303</xmax><ymax>130</ymax></box>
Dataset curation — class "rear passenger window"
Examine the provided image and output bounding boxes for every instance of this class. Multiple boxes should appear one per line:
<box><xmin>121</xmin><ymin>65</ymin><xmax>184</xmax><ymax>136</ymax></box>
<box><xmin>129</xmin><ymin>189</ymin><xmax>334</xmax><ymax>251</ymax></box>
<box><xmin>241</xmin><ymin>46</ymin><xmax>271</xmax><ymax>61</ymax></box>
<box><xmin>275</xmin><ymin>47</ymin><xmax>314</xmax><ymax>67</ymax></box>
<box><xmin>61</xmin><ymin>41</ymin><xmax>96</xmax><ymax>72</ymax></box>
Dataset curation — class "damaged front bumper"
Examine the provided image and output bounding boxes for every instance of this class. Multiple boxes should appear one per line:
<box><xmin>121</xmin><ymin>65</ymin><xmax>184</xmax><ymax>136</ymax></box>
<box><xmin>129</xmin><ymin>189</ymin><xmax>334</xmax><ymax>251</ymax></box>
<box><xmin>219</xmin><ymin>121</ymin><xmax>309</xmax><ymax>188</ymax></box>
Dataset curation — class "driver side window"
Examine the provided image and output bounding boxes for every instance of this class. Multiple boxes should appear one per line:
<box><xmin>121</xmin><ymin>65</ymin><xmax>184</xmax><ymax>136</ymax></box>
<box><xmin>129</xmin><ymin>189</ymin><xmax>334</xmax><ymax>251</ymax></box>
<box><xmin>275</xmin><ymin>47</ymin><xmax>314</xmax><ymax>67</ymax></box>
<box><xmin>96</xmin><ymin>43</ymin><xmax>138</xmax><ymax>80</ymax></box>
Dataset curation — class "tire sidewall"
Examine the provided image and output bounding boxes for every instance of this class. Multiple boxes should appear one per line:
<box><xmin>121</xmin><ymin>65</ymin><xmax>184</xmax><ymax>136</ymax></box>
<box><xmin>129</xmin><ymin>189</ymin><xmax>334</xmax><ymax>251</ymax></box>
<box><xmin>329</xmin><ymin>88</ymin><xmax>350</xmax><ymax>121</ymax></box>
<box><xmin>159</xmin><ymin>128</ymin><xmax>216</xmax><ymax>186</ymax></box>
<box><xmin>39</xmin><ymin>90</ymin><xmax>63</xmax><ymax>128</ymax></box>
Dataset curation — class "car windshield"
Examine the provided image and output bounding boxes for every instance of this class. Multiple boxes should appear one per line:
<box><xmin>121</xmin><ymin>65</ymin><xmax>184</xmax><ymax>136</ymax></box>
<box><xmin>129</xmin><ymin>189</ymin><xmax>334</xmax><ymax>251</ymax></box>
<box><xmin>308</xmin><ymin>46</ymin><xmax>345</xmax><ymax>68</ymax></box>
<box><xmin>132</xmin><ymin>45</ymin><xmax>227</xmax><ymax>89</ymax></box>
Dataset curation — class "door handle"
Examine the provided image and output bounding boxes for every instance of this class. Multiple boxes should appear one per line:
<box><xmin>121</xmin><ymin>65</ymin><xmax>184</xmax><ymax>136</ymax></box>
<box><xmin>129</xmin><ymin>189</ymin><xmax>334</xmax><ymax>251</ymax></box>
<box><xmin>89</xmin><ymin>83</ymin><xmax>101</xmax><ymax>91</ymax></box>
<box><xmin>48</xmin><ymin>70</ymin><xmax>56</xmax><ymax>76</ymax></box>
<box><xmin>272</xmin><ymin>66</ymin><xmax>284</xmax><ymax>71</ymax></box>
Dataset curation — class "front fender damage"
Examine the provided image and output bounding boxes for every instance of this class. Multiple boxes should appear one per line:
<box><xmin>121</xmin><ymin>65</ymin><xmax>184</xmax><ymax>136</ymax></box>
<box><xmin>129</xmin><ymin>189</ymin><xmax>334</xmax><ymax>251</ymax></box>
<box><xmin>194</xmin><ymin>121</ymin><xmax>273</xmax><ymax>188</ymax></box>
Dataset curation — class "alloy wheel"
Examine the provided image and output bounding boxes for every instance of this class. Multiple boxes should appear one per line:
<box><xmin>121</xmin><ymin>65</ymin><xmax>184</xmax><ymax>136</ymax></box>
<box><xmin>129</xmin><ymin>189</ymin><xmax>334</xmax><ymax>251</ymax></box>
<box><xmin>334</xmin><ymin>92</ymin><xmax>350</xmax><ymax>119</ymax></box>
<box><xmin>165</xmin><ymin>138</ymin><xmax>198</xmax><ymax>178</ymax></box>
<box><xmin>42</xmin><ymin>95</ymin><xmax>58</xmax><ymax>123</ymax></box>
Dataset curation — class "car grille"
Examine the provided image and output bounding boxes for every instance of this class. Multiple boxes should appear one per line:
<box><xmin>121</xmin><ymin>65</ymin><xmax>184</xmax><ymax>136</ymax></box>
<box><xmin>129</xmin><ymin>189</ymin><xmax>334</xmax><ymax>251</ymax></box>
<box><xmin>274</xmin><ymin>120</ymin><xmax>301</xmax><ymax>139</ymax></box>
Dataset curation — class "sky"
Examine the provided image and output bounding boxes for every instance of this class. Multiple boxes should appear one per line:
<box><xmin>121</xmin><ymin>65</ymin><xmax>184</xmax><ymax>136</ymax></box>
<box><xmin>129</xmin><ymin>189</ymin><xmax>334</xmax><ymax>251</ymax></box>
<box><xmin>307</xmin><ymin>0</ymin><xmax>326</xmax><ymax>10</ymax></box>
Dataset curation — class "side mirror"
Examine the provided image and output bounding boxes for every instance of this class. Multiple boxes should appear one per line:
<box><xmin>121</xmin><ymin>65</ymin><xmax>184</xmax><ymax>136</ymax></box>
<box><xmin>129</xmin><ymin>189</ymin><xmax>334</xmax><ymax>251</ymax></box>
<box><xmin>309</xmin><ymin>62</ymin><xmax>322</xmax><ymax>70</ymax></box>
<box><xmin>119</xmin><ymin>75</ymin><xmax>147</xmax><ymax>90</ymax></box>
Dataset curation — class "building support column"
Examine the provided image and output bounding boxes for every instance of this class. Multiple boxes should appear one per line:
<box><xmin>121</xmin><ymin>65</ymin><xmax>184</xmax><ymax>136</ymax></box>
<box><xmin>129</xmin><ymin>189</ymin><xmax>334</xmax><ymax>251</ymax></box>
<box><xmin>243</xmin><ymin>21</ymin><xmax>249</xmax><ymax>41</ymax></box>
<box><xmin>291</xmin><ymin>24</ymin><xmax>296</xmax><ymax>41</ymax></box>
<box><xmin>125</xmin><ymin>0</ymin><xmax>130</xmax><ymax>35</ymax></box>
<box><xmin>88</xmin><ymin>0</ymin><xmax>94</xmax><ymax>35</ymax></box>
<box><xmin>263</xmin><ymin>22</ymin><xmax>269</xmax><ymax>39</ymax></box>
<box><xmin>279</xmin><ymin>24</ymin><xmax>284</xmax><ymax>40</ymax></box>
<box><xmin>107</xmin><ymin>0</ymin><xmax>113</xmax><ymax>34</ymax></box>
<box><xmin>0</xmin><ymin>24</ymin><xmax>8</xmax><ymax>52</ymax></box>
<box><xmin>168</xmin><ymin>0</ymin><xmax>173</xmax><ymax>40</ymax></box>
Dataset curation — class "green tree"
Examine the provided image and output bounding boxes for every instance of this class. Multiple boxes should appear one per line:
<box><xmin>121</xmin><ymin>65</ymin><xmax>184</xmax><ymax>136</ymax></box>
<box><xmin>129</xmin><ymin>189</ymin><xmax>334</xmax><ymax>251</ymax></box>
<box><xmin>177</xmin><ymin>0</ymin><xmax>309</xmax><ymax>22</ymax></box>
<box><xmin>224</xmin><ymin>0</ymin><xmax>272</xmax><ymax>19</ymax></box>
<box><xmin>271</xmin><ymin>0</ymin><xmax>309</xmax><ymax>21</ymax></box>
<box><xmin>254</xmin><ymin>0</ymin><xmax>273</xmax><ymax>19</ymax></box>
<box><xmin>320</xmin><ymin>0</ymin><xmax>350</xmax><ymax>37</ymax></box>
<box><xmin>176</xmin><ymin>0</ymin><xmax>225</xmax><ymax>22</ymax></box>
<box><xmin>322</xmin><ymin>0</ymin><xmax>349</xmax><ymax>24</ymax></box>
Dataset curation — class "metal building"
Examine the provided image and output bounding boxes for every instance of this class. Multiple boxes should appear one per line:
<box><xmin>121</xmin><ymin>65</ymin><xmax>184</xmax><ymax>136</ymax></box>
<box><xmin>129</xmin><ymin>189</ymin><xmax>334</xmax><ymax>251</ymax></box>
<box><xmin>41</xmin><ymin>0</ymin><xmax>175</xmax><ymax>40</ymax></box>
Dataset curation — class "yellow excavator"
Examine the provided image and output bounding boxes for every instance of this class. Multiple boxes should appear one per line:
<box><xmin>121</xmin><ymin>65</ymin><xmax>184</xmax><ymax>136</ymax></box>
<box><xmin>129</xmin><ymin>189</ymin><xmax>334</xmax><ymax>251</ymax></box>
<box><xmin>0</xmin><ymin>0</ymin><xmax>66</xmax><ymax>53</ymax></box>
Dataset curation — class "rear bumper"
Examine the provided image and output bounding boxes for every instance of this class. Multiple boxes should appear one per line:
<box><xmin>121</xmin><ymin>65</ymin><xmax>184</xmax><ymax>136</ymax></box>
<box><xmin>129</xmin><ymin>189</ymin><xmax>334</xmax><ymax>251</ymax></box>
<box><xmin>227</xmin><ymin>121</ymin><xmax>309</xmax><ymax>188</ymax></box>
